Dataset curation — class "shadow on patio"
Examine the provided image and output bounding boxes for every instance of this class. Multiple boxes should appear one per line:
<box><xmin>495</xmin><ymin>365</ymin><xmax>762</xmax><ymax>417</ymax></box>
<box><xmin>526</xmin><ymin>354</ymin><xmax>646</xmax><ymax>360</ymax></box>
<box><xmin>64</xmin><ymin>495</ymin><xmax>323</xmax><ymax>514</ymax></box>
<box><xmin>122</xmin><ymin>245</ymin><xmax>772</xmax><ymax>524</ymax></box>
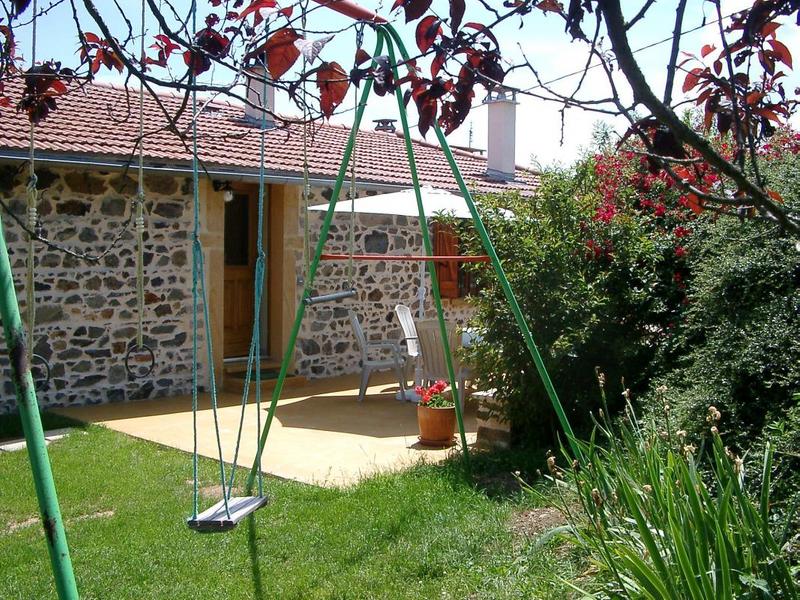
<box><xmin>55</xmin><ymin>372</ymin><xmax>477</xmax><ymax>486</ymax></box>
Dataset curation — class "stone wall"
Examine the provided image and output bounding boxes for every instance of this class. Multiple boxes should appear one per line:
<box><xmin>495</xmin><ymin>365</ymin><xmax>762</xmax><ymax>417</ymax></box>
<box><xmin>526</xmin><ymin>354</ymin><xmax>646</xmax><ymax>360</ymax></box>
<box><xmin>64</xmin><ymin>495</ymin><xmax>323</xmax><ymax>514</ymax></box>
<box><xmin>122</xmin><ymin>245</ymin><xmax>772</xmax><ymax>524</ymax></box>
<box><xmin>0</xmin><ymin>165</ymin><xmax>203</xmax><ymax>413</ymax></box>
<box><xmin>0</xmin><ymin>170</ymin><xmax>477</xmax><ymax>412</ymax></box>
<box><xmin>294</xmin><ymin>187</ymin><xmax>474</xmax><ymax>378</ymax></box>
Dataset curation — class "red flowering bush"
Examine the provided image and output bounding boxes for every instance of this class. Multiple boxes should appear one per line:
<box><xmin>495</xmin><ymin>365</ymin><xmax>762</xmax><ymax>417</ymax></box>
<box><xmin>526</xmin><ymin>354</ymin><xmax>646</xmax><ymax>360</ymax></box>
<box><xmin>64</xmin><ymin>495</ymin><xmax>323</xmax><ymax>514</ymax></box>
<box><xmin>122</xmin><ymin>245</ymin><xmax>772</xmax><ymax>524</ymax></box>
<box><xmin>415</xmin><ymin>380</ymin><xmax>454</xmax><ymax>408</ymax></box>
<box><xmin>463</xmin><ymin>127</ymin><xmax>799</xmax><ymax>447</ymax></box>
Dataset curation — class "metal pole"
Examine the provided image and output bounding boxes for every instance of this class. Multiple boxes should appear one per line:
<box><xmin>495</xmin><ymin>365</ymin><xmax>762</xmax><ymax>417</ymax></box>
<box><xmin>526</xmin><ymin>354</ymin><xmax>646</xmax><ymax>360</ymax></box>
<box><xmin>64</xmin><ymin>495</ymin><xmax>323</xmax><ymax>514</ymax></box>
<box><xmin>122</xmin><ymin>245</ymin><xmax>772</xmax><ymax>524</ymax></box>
<box><xmin>246</xmin><ymin>33</ymin><xmax>385</xmax><ymax>491</ymax></box>
<box><xmin>382</xmin><ymin>24</ymin><xmax>580</xmax><ymax>456</ymax></box>
<box><xmin>0</xmin><ymin>212</ymin><xmax>79</xmax><ymax>599</ymax></box>
<box><xmin>383</xmin><ymin>31</ymin><xmax>470</xmax><ymax>466</ymax></box>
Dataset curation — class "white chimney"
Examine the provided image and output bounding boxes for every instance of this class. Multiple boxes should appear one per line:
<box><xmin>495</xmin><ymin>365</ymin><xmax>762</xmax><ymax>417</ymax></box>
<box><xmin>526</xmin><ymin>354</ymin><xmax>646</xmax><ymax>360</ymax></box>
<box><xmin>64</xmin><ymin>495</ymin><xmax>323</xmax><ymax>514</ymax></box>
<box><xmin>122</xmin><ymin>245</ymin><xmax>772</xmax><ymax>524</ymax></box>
<box><xmin>484</xmin><ymin>88</ymin><xmax>518</xmax><ymax>181</ymax></box>
<box><xmin>244</xmin><ymin>64</ymin><xmax>275</xmax><ymax>128</ymax></box>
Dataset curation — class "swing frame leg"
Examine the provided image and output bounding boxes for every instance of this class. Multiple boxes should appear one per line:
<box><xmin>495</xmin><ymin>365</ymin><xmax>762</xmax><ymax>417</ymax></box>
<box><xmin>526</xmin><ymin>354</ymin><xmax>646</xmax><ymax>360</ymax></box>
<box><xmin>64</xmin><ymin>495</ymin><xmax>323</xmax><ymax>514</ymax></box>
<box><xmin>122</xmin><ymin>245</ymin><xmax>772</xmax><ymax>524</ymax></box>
<box><xmin>383</xmin><ymin>34</ymin><xmax>470</xmax><ymax>464</ymax></box>
<box><xmin>0</xmin><ymin>212</ymin><xmax>79</xmax><ymax>599</ymax></box>
<box><xmin>380</xmin><ymin>25</ymin><xmax>580</xmax><ymax>458</ymax></box>
<box><xmin>245</xmin><ymin>34</ymin><xmax>388</xmax><ymax>492</ymax></box>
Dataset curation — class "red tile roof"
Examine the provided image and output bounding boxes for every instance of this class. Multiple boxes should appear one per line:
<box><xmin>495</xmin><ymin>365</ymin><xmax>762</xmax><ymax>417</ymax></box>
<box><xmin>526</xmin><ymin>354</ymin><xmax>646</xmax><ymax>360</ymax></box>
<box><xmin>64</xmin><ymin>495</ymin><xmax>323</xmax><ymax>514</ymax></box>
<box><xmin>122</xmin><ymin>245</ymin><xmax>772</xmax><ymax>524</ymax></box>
<box><xmin>0</xmin><ymin>80</ymin><xmax>538</xmax><ymax>195</ymax></box>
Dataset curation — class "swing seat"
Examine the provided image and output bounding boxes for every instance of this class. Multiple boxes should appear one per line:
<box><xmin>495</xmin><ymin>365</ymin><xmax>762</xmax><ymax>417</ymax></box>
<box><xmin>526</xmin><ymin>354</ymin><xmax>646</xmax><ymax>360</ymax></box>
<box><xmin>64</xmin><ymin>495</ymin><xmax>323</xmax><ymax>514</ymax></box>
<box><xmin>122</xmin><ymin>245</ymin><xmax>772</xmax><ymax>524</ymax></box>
<box><xmin>304</xmin><ymin>288</ymin><xmax>357</xmax><ymax>306</ymax></box>
<box><xmin>186</xmin><ymin>495</ymin><xmax>269</xmax><ymax>533</ymax></box>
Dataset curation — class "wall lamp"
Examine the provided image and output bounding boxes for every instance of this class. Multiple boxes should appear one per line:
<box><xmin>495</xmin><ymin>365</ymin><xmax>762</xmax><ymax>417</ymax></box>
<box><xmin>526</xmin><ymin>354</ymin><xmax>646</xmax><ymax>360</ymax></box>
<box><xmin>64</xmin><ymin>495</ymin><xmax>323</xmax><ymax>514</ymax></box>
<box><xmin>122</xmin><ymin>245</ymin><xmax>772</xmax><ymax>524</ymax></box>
<box><xmin>213</xmin><ymin>180</ymin><xmax>234</xmax><ymax>202</ymax></box>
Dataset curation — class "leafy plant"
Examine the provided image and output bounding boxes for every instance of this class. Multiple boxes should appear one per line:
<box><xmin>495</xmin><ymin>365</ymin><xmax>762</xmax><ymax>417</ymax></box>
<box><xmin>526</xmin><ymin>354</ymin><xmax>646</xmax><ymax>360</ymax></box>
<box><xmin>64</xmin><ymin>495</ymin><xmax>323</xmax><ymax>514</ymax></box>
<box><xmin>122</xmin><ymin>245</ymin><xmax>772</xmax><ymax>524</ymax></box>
<box><xmin>462</xmin><ymin>159</ymin><xmax>682</xmax><ymax>445</ymax></box>
<box><xmin>646</xmin><ymin>143</ymin><xmax>800</xmax><ymax>453</ymax></box>
<box><xmin>534</xmin><ymin>380</ymin><xmax>799</xmax><ymax>599</ymax></box>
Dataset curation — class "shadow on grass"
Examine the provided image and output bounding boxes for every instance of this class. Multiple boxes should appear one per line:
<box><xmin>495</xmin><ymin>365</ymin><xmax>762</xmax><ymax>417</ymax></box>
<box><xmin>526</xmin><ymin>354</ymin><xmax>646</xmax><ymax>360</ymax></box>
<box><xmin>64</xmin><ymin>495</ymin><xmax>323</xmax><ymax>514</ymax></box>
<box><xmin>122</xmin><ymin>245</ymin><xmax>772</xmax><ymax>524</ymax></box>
<box><xmin>428</xmin><ymin>446</ymin><xmax>551</xmax><ymax>501</ymax></box>
<box><xmin>0</xmin><ymin>411</ymin><xmax>87</xmax><ymax>441</ymax></box>
<box><xmin>247</xmin><ymin>515</ymin><xmax>266</xmax><ymax>600</ymax></box>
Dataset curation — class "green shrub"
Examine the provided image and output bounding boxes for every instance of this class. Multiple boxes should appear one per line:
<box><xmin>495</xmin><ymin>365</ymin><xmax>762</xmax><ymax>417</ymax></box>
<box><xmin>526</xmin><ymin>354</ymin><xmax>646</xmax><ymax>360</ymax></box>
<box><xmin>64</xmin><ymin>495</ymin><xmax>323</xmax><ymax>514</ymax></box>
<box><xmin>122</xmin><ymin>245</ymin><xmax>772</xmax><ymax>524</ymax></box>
<box><xmin>534</xmin><ymin>384</ymin><xmax>799</xmax><ymax>599</ymax></box>
<box><xmin>462</xmin><ymin>162</ymin><xmax>676</xmax><ymax>444</ymax></box>
<box><xmin>647</xmin><ymin>214</ymin><xmax>800</xmax><ymax>451</ymax></box>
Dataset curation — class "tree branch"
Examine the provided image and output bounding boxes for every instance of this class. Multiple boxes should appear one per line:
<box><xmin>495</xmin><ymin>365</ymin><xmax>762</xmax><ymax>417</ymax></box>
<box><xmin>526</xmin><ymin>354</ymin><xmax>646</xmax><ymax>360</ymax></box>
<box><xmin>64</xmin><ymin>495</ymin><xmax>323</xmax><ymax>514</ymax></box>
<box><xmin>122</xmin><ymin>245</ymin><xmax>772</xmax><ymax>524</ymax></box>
<box><xmin>599</xmin><ymin>0</ymin><xmax>800</xmax><ymax>236</ymax></box>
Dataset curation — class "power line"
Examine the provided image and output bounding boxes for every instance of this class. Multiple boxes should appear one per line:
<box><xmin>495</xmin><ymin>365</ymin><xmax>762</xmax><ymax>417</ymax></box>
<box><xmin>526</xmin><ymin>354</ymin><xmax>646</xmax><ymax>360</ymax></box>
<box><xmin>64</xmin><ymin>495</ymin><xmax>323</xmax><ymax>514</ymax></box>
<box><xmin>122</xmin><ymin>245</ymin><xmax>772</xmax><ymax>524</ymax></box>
<box><xmin>519</xmin><ymin>9</ymin><xmax>736</xmax><ymax>93</ymax></box>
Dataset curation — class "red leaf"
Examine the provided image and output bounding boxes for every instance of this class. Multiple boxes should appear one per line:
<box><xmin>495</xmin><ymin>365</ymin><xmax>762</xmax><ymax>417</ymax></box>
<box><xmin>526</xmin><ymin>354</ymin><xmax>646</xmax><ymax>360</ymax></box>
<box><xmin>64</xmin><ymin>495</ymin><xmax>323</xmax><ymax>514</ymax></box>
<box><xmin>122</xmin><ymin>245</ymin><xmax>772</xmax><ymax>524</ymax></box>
<box><xmin>239</xmin><ymin>0</ymin><xmax>278</xmax><ymax>20</ymax></box>
<box><xmin>767</xmin><ymin>188</ymin><xmax>783</xmax><ymax>203</ymax></box>
<box><xmin>746</xmin><ymin>91</ymin><xmax>764</xmax><ymax>105</ymax></box>
<box><xmin>431</xmin><ymin>51</ymin><xmax>446</xmax><ymax>77</ymax></box>
<box><xmin>753</xmin><ymin>107</ymin><xmax>782</xmax><ymax>123</ymax></box>
<box><xmin>682</xmin><ymin>67</ymin><xmax>703</xmax><ymax>93</ymax></box>
<box><xmin>416</xmin><ymin>95</ymin><xmax>438</xmax><ymax>138</ymax></box>
<box><xmin>535</xmin><ymin>0</ymin><xmax>563</xmax><ymax>13</ymax></box>
<box><xmin>700</xmin><ymin>44</ymin><xmax>715</xmax><ymax>58</ymax></box>
<box><xmin>760</xmin><ymin>21</ymin><xmax>780</xmax><ymax>38</ymax></box>
<box><xmin>463</xmin><ymin>22</ymin><xmax>498</xmax><ymax>48</ymax></box>
<box><xmin>317</xmin><ymin>61</ymin><xmax>349</xmax><ymax>118</ymax></box>
<box><xmin>392</xmin><ymin>0</ymin><xmax>433</xmax><ymax>23</ymax></box>
<box><xmin>11</xmin><ymin>0</ymin><xmax>32</xmax><ymax>16</ymax></box>
<box><xmin>248</xmin><ymin>28</ymin><xmax>301</xmax><ymax>79</ymax></box>
<box><xmin>416</xmin><ymin>16</ymin><xmax>441</xmax><ymax>54</ymax></box>
<box><xmin>83</xmin><ymin>32</ymin><xmax>101</xmax><ymax>44</ymax></box>
<box><xmin>758</xmin><ymin>49</ymin><xmax>775</xmax><ymax>74</ymax></box>
<box><xmin>91</xmin><ymin>51</ymin><xmax>103</xmax><ymax>75</ymax></box>
<box><xmin>372</xmin><ymin>55</ymin><xmax>395</xmax><ymax>96</ymax></box>
<box><xmin>355</xmin><ymin>48</ymin><xmax>371</xmax><ymax>67</ymax></box>
<box><xmin>183</xmin><ymin>49</ymin><xmax>211</xmax><ymax>75</ymax></box>
<box><xmin>685</xmin><ymin>192</ymin><xmax>704</xmax><ymax>215</ymax></box>
<box><xmin>449</xmin><ymin>0</ymin><xmax>465</xmax><ymax>33</ymax></box>
<box><xmin>767</xmin><ymin>39</ymin><xmax>792</xmax><ymax>69</ymax></box>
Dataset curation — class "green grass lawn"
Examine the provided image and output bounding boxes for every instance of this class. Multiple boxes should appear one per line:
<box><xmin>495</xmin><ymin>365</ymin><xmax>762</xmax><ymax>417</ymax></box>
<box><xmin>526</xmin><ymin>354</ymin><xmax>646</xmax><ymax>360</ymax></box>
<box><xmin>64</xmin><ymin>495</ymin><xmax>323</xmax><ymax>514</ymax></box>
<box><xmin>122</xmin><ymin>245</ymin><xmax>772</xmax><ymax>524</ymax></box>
<box><xmin>0</xmin><ymin>413</ymin><xmax>584</xmax><ymax>599</ymax></box>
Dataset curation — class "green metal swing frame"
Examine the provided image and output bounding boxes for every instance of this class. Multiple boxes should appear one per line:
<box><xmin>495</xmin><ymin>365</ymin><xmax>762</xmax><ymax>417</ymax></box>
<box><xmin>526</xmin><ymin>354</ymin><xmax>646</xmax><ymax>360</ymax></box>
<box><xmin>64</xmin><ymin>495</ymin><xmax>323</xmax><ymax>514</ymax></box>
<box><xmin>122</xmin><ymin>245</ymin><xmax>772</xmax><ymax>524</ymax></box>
<box><xmin>0</xmin><ymin>8</ymin><xmax>578</xmax><ymax>600</ymax></box>
<box><xmin>243</xmin><ymin>22</ymin><xmax>579</xmax><ymax>494</ymax></box>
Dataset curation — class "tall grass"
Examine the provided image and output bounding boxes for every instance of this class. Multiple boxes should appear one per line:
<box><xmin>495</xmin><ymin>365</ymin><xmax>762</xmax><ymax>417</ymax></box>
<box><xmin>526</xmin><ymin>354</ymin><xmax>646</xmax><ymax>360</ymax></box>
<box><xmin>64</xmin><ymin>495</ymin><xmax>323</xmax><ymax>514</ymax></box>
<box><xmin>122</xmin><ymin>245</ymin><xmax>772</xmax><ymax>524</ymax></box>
<box><xmin>535</xmin><ymin>377</ymin><xmax>799</xmax><ymax>599</ymax></box>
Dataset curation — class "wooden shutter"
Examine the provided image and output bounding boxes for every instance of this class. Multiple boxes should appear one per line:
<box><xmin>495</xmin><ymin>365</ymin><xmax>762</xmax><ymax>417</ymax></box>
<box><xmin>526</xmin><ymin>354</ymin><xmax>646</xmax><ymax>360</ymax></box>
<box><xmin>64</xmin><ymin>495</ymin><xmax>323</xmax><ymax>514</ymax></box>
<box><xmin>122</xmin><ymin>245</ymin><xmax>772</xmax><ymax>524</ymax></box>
<box><xmin>432</xmin><ymin>222</ymin><xmax>460</xmax><ymax>299</ymax></box>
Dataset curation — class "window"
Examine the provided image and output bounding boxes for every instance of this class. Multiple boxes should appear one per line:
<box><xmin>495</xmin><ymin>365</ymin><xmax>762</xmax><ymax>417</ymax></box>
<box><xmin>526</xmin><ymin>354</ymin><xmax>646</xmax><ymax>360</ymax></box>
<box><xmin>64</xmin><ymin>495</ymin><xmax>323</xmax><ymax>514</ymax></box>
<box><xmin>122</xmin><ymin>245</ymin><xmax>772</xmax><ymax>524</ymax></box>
<box><xmin>431</xmin><ymin>221</ymin><xmax>480</xmax><ymax>299</ymax></box>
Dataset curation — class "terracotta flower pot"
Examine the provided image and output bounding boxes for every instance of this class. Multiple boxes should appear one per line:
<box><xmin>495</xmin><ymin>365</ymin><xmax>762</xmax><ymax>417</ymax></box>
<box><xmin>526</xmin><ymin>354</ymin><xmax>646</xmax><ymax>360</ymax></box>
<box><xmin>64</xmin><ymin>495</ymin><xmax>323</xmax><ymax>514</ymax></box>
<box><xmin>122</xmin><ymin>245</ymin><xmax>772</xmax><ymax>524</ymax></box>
<box><xmin>417</xmin><ymin>404</ymin><xmax>456</xmax><ymax>447</ymax></box>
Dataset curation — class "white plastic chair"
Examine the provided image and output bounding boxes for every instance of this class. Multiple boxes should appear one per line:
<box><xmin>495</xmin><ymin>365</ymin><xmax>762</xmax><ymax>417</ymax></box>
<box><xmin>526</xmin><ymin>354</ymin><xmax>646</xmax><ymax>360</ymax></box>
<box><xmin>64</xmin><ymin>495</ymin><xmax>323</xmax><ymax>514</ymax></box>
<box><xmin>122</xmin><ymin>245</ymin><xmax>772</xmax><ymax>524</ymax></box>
<box><xmin>348</xmin><ymin>310</ymin><xmax>408</xmax><ymax>402</ymax></box>
<box><xmin>415</xmin><ymin>319</ymin><xmax>470</xmax><ymax>409</ymax></box>
<box><xmin>394</xmin><ymin>304</ymin><xmax>421</xmax><ymax>385</ymax></box>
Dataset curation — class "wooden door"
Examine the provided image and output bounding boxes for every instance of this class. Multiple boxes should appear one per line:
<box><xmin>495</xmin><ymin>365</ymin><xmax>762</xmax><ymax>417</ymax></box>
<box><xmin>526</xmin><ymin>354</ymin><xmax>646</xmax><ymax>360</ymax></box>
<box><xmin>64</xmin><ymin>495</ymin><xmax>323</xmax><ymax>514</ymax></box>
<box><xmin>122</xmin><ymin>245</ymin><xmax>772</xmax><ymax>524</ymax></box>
<box><xmin>224</xmin><ymin>192</ymin><xmax>257</xmax><ymax>358</ymax></box>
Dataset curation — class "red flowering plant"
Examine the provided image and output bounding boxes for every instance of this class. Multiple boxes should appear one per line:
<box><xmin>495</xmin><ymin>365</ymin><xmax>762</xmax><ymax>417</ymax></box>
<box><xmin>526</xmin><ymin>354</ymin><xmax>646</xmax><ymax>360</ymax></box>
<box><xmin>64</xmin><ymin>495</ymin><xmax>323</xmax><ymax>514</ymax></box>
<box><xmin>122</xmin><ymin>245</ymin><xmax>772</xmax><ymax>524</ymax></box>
<box><xmin>583</xmin><ymin>144</ymin><xmax>704</xmax><ymax>333</ymax></box>
<box><xmin>415</xmin><ymin>380</ymin><xmax>454</xmax><ymax>408</ymax></box>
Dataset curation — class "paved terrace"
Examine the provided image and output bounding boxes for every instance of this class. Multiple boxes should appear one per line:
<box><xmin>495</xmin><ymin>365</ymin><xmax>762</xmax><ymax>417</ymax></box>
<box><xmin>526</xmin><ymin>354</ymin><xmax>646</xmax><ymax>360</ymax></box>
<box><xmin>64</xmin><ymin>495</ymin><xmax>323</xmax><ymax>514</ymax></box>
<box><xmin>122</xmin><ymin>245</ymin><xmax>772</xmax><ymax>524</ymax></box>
<box><xmin>55</xmin><ymin>374</ymin><xmax>477</xmax><ymax>487</ymax></box>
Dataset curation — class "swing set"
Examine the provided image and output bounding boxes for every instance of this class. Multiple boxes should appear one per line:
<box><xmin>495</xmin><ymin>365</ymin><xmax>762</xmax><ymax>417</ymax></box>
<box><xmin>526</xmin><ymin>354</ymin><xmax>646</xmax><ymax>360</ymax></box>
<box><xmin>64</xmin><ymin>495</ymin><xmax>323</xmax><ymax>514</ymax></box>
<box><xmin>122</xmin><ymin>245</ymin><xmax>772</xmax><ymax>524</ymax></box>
<box><xmin>1</xmin><ymin>1</ymin><xmax>577</xmax><ymax>597</ymax></box>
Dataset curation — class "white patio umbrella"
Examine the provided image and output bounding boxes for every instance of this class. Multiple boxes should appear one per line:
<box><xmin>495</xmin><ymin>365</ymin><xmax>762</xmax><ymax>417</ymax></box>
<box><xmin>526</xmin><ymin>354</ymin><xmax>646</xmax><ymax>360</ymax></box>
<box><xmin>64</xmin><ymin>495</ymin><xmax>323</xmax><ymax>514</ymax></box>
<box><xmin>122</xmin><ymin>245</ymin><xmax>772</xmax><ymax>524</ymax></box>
<box><xmin>309</xmin><ymin>186</ymin><xmax>470</xmax><ymax>401</ymax></box>
<box><xmin>307</xmin><ymin>185</ymin><xmax>476</xmax><ymax>219</ymax></box>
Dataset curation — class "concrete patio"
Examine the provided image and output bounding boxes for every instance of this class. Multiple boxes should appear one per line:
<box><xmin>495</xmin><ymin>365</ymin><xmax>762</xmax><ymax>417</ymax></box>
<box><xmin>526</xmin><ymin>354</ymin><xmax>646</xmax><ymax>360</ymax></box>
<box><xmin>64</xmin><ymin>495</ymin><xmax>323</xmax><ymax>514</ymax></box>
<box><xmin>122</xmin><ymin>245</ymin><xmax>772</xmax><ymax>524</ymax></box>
<box><xmin>54</xmin><ymin>373</ymin><xmax>477</xmax><ymax>487</ymax></box>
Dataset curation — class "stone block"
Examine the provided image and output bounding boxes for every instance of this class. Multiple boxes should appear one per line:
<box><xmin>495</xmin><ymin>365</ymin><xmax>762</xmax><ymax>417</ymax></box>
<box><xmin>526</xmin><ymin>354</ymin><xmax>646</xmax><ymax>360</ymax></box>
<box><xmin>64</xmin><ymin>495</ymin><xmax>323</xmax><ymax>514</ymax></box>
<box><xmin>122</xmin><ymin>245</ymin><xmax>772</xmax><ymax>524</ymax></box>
<box><xmin>35</xmin><ymin>304</ymin><xmax>64</xmax><ymax>323</ymax></box>
<box><xmin>364</xmin><ymin>230</ymin><xmax>389</xmax><ymax>253</ymax></box>
<box><xmin>474</xmin><ymin>391</ymin><xmax>511</xmax><ymax>451</ymax></box>
<box><xmin>109</xmin><ymin>175</ymin><xmax>137</xmax><ymax>195</ymax></box>
<box><xmin>78</xmin><ymin>227</ymin><xmax>99</xmax><ymax>243</ymax></box>
<box><xmin>64</xmin><ymin>172</ymin><xmax>106</xmax><ymax>195</ymax></box>
<box><xmin>153</xmin><ymin>201</ymin><xmax>184</xmax><ymax>219</ymax></box>
<box><xmin>57</xmin><ymin>199</ymin><xmax>90</xmax><ymax>216</ymax></box>
<box><xmin>144</xmin><ymin>174</ymin><xmax>178</xmax><ymax>196</ymax></box>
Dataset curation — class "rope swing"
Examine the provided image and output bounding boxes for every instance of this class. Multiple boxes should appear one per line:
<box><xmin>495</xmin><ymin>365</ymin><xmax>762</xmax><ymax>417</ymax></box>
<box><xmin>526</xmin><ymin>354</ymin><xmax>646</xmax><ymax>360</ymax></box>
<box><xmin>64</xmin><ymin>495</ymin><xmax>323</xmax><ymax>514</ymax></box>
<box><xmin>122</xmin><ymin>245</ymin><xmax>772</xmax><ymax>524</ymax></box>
<box><xmin>303</xmin><ymin>23</ymin><xmax>363</xmax><ymax>307</ymax></box>
<box><xmin>186</xmin><ymin>5</ymin><xmax>268</xmax><ymax>532</ymax></box>
<box><xmin>125</xmin><ymin>0</ymin><xmax>155</xmax><ymax>379</ymax></box>
<box><xmin>23</xmin><ymin>0</ymin><xmax>51</xmax><ymax>392</ymax></box>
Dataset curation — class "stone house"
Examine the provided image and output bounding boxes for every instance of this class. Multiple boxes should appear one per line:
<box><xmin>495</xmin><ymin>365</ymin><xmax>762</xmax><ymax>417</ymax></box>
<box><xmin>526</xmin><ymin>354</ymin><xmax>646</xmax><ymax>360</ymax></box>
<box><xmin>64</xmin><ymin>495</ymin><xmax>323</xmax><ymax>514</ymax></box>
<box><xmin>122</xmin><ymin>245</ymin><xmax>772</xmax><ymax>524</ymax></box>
<box><xmin>0</xmin><ymin>81</ymin><xmax>537</xmax><ymax>413</ymax></box>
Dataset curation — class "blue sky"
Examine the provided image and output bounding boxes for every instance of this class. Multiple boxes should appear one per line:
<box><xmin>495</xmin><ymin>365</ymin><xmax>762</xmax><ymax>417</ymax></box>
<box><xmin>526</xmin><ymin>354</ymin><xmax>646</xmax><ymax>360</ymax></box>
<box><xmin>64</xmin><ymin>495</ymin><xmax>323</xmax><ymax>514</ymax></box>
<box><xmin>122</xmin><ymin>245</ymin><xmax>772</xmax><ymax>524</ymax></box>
<box><xmin>10</xmin><ymin>0</ymin><xmax>799</xmax><ymax>167</ymax></box>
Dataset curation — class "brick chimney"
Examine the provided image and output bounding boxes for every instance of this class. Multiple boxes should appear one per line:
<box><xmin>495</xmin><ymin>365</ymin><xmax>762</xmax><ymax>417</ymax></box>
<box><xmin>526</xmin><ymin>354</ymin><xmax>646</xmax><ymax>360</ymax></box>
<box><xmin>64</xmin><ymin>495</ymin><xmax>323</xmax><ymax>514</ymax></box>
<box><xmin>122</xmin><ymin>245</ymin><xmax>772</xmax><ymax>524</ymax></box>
<box><xmin>483</xmin><ymin>88</ymin><xmax>518</xmax><ymax>180</ymax></box>
<box><xmin>244</xmin><ymin>64</ymin><xmax>275</xmax><ymax>128</ymax></box>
